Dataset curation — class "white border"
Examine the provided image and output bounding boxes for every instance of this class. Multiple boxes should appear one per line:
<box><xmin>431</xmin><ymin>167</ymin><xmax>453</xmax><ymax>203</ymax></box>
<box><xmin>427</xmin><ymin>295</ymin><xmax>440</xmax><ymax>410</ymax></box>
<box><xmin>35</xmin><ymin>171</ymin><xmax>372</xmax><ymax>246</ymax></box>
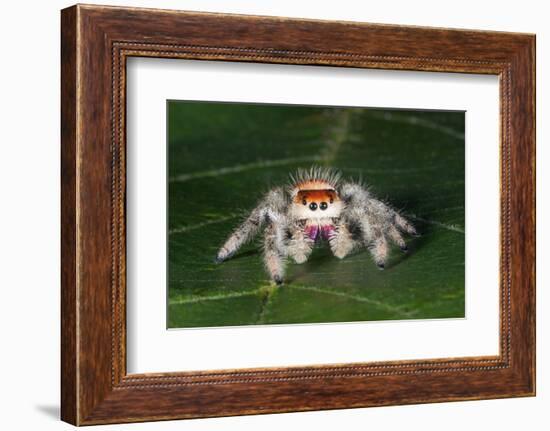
<box><xmin>126</xmin><ymin>58</ymin><xmax>500</xmax><ymax>373</ymax></box>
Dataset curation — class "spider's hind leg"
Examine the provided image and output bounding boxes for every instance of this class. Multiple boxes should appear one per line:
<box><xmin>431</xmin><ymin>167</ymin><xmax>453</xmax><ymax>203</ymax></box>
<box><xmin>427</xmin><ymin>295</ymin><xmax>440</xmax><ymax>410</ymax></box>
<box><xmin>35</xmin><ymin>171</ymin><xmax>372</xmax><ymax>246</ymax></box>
<box><xmin>368</xmin><ymin>234</ymin><xmax>389</xmax><ymax>270</ymax></box>
<box><xmin>387</xmin><ymin>225</ymin><xmax>408</xmax><ymax>252</ymax></box>
<box><xmin>394</xmin><ymin>213</ymin><xmax>419</xmax><ymax>237</ymax></box>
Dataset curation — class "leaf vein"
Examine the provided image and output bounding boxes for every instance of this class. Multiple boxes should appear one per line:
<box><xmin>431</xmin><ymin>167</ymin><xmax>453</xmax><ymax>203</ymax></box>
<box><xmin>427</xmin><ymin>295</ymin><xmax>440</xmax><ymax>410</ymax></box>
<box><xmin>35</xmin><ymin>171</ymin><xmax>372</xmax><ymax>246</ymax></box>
<box><xmin>169</xmin><ymin>155</ymin><xmax>325</xmax><ymax>183</ymax></box>
<box><xmin>289</xmin><ymin>285</ymin><xmax>418</xmax><ymax>318</ymax></box>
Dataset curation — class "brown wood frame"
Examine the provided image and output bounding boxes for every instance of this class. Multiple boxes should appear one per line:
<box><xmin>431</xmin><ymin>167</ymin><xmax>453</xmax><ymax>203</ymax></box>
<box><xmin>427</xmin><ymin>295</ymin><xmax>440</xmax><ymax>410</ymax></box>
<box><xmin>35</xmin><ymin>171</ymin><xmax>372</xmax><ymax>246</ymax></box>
<box><xmin>61</xmin><ymin>4</ymin><xmax>536</xmax><ymax>426</ymax></box>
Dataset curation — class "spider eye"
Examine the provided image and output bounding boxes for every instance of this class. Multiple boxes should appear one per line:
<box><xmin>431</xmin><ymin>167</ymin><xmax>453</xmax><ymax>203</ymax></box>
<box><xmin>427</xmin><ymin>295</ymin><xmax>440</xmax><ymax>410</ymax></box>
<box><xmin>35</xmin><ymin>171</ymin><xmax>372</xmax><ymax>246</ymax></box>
<box><xmin>309</xmin><ymin>202</ymin><xmax>318</xmax><ymax>211</ymax></box>
<box><xmin>320</xmin><ymin>202</ymin><xmax>328</xmax><ymax>210</ymax></box>
<box><xmin>329</xmin><ymin>198</ymin><xmax>334</xmax><ymax>204</ymax></box>
<box><xmin>302</xmin><ymin>199</ymin><xmax>307</xmax><ymax>205</ymax></box>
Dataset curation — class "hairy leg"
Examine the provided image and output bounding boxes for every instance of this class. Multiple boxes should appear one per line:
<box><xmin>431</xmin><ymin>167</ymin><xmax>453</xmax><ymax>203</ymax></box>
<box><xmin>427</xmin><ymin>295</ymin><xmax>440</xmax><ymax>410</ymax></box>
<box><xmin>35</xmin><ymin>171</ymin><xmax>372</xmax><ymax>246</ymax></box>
<box><xmin>337</xmin><ymin>182</ymin><xmax>419</xmax><ymax>270</ymax></box>
<box><xmin>329</xmin><ymin>222</ymin><xmax>357</xmax><ymax>259</ymax></box>
<box><xmin>287</xmin><ymin>223</ymin><xmax>314</xmax><ymax>264</ymax></box>
<box><xmin>394</xmin><ymin>212</ymin><xmax>418</xmax><ymax>236</ymax></box>
<box><xmin>263</xmin><ymin>223</ymin><xmax>287</xmax><ymax>284</ymax></box>
<box><xmin>353</xmin><ymin>209</ymin><xmax>390</xmax><ymax>268</ymax></box>
<box><xmin>369</xmin><ymin>235</ymin><xmax>389</xmax><ymax>269</ymax></box>
<box><xmin>216</xmin><ymin>188</ymin><xmax>287</xmax><ymax>262</ymax></box>
<box><xmin>216</xmin><ymin>209</ymin><xmax>264</xmax><ymax>262</ymax></box>
<box><xmin>387</xmin><ymin>225</ymin><xmax>408</xmax><ymax>251</ymax></box>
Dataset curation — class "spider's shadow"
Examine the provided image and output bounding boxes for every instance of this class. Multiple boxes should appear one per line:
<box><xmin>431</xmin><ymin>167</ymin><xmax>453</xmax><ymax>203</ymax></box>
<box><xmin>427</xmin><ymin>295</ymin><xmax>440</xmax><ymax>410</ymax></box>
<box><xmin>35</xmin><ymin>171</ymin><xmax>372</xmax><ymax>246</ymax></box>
<box><xmin>285</xmin><ymin>248</ymin><xmax>333</xmax><ymax>284</ymax></box>
<box><xmin>381</xmin><ymin>195</ymin><xmax>436</xmax><ymax>269</ymax></box>
<box><xmin>386</xmin><ymin>229</ymin><xmax>430</xmax><ymax>269</ymax></box>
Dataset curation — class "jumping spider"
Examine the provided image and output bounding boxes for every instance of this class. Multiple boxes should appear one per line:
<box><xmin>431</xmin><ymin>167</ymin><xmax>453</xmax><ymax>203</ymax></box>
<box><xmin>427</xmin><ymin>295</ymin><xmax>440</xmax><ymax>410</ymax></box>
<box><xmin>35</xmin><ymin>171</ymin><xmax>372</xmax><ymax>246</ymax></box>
<box><xmin>215</xmin><ymin>167</ymin><xmax>418</xmax><ymax>284</ymax></box>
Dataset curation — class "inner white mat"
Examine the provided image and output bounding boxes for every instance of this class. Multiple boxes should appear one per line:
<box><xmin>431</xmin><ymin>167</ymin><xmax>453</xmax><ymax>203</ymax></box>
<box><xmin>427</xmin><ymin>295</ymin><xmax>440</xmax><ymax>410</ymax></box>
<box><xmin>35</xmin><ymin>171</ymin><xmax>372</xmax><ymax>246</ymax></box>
<box><xmin>126</xmin><ymin>58</ymin><xmax>500</xmax><ymax>373</ymax></box>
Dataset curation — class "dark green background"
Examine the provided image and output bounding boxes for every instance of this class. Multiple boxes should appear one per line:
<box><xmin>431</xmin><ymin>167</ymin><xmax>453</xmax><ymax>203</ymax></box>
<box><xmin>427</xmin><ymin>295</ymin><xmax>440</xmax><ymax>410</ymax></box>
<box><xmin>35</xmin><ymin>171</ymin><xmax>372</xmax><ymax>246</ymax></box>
<box><xmin>167</xmin><ymin>101</ymin><xmax>465</xmax><ymax>328</ymax></box>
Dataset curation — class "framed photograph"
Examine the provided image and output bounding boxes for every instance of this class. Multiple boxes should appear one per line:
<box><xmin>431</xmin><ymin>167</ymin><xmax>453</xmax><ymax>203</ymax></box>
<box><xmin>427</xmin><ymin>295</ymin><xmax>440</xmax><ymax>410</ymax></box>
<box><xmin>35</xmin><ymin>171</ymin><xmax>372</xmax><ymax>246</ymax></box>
<box><xmin>61</xmin><ymin>4</ymin><xmax>535</xmax><ymax>425</ymax></box>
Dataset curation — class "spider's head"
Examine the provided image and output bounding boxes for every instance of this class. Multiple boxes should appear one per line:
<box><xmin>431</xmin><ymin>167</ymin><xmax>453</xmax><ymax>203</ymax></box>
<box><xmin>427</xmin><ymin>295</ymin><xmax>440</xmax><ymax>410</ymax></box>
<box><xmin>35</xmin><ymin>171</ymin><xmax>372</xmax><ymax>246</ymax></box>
<box><xmin>290</xmin><ymin>188</ymin><xmax>343</xmax><ymax>220</ymax></box>
<box><xmin>288</xmin><ymin>166</ymin><xmax>343</xmax><ymax>220</ymax></box>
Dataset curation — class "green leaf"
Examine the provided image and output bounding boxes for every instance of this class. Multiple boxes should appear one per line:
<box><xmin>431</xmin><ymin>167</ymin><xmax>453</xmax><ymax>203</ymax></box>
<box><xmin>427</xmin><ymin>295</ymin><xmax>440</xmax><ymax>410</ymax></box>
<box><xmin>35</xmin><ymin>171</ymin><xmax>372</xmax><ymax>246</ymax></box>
<box><xmin>167</xmin><ymin>102</ymin><xmax>465</xmax><ymax>328</ymax></box>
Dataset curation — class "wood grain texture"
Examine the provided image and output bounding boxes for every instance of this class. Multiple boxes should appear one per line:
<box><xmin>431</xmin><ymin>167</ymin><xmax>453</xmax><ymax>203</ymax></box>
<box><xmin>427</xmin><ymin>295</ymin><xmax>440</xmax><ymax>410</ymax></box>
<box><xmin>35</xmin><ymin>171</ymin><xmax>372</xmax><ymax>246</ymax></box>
<box><xmin>60</xmin><ymin>6</ymin><xmax>78</xmax><ymax>425</ymax></box>
<box><xmin>60</xmin><ymin>4</ymin><xmax>535</xmax><ymax>425</ymax></box>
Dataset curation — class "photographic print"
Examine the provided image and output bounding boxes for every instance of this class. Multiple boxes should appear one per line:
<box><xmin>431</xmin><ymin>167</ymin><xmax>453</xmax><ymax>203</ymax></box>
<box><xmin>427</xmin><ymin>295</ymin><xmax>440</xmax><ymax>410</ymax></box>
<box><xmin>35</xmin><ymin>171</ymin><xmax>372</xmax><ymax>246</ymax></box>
<box><xmin>60</xmin><ymin>6</ymin><xmax>535</xmax><ymax>423</ymax></box>
<box><xmin>167</xmin><ymin>101</ymin><xmax>465</xmax><ymax>328</ymax></box>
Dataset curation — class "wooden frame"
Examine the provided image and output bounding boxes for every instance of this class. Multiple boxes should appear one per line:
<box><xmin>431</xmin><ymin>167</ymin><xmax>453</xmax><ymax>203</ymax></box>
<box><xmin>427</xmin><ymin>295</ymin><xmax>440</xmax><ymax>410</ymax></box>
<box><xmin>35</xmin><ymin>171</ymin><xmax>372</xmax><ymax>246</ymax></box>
<box><xmin>61</xmin><ymin>4</ymin><xmax>535</xmax><ymax>425</ymax></box>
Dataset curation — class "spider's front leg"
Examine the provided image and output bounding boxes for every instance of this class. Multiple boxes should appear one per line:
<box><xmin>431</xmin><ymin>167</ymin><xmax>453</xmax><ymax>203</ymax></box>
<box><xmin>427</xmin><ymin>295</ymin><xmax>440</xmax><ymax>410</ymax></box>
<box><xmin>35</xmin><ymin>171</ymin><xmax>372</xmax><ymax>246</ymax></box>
<box><xmin>215</xmin><ymin>207</ymin><xmax>264</xmax><ymax>263</ymax></box>
<box><xmin>286</xmin><ymin>221</ymin><xmax>314</xmax><ymax>264</ymax></box>
<box><xmin>215</xmin><ymin>188</ymin><xmax>287</xmax><ymax>263</ymax></box>
<box><xmin>263</xmin><ymin>221</ymin><xmax>288</xmax><ymax>285</ymax></box>
<box><xmin>329</xmin><ymin>218</ymin><xmax>359</xmax><ymax>259</ymax></box>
